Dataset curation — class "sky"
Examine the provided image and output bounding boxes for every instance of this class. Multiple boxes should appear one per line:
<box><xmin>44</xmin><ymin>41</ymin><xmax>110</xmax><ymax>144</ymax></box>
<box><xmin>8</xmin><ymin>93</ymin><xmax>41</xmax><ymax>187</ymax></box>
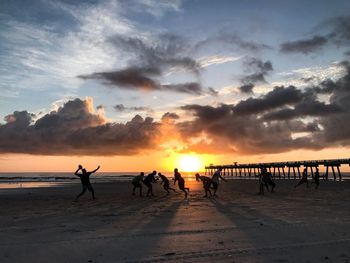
<box><xmin>1</xmin><ymin>0</ymin><xmax>350</xmax><ymax>172</ymax></box>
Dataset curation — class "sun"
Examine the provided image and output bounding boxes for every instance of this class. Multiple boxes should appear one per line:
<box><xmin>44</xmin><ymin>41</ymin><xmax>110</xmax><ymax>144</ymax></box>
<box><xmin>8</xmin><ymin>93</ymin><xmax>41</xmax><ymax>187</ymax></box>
<box><xmin>176</xmin><ymin>154</ymin><xmax>204</xmax><ymax>173</ymax></box>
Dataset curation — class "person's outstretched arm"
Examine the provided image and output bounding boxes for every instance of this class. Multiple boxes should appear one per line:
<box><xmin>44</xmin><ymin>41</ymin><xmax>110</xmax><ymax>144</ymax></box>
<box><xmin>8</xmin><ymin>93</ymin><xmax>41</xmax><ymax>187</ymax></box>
<box><xmin>219</xmin><ymin>175</ymin><xmax>227</xmax><ymax>182</ymax></box>
<box><xmin>90</xmin><ymin>165</ymin><xmax>100</xmax><ymax>174</ymax></box>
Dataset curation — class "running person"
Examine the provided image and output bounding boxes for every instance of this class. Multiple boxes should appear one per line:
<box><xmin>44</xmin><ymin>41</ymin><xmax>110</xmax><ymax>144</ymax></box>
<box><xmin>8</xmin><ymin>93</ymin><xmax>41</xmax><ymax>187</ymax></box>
<box><xmin>195</xmin><ymin>173</ymin><xmax>212</xmax><ymax>197</ymax></box>
<box><xmin>143</xmin><ymin>170</ymin><xmax>157</xmax><ymax>197</ymax></box>
<box><xmin>211</xmin><ymin>167</ymin><xmax>227</xmax><ymax>197</ymax></box>
<box><xmin>74</xmin><ymin>164</ymin><xmax>100</xmax><ymax>201</ymax></box>
<box><xmin>295</xmin><ymin>168</ymin><xmax>309</xmax><ymax>188</ymax></box>
<box><xmin>132</xmin><ymin>172</ymin><xmax>144</xmax><ymax>196</ymax></box>
<box><xmin>158</xmin><ymin>172</ymin><xmax>176</xmax><ymax>194</ymax></box>
<box><xmin>174</xmin><ymin>168</ymin><xmax>189</xmax><ymax>198</ymax></box>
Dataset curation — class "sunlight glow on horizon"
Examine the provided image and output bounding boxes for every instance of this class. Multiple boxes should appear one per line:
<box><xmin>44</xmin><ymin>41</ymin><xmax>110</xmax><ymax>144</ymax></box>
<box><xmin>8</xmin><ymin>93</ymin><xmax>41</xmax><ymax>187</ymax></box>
<box><xmin>175</xmin><ymin>154</ymin><xmax>204</xmax><ymax>173</ymax></box>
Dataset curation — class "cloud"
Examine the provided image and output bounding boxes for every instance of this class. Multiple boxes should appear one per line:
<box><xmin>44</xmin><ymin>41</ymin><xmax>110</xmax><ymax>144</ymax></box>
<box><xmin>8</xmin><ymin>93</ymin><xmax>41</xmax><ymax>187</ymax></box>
<box><xmin>176</xmin><ymin>60</ymin><xmax>350</xmax><ymax>154</ymax></box>
<box><xmin>239</xmin><ymin>84</ymin><xmax>254</xmax><ymax>93</ymax></box>
<box><xmin>194</xmin><ymin>33</ymin><xmax>272</xmax><ymax>53</ymax></box>
<box><xmin>161</xmin><ymin>112</ymin><xmax>179</xmax><ymax>124</ymax></box>
<box><xmin>280</xmin><ymin>15</ymin><xmax>350</xmax><ymax>54</ymax></box>
<box><xmin>280</xmin><ymin>36</ymin><xmax>328</xmax><ymax>54</ymax></box>
<box><xmin>80</xmin><ymin>33</ymin><xmax>207</xmax><ymax>94</ymax></box>
<box><xmin>79</xmin><ymin>66</ymin><xmax>204</xmax><ymax>94</ymax></box>
<box><xmin>238</xmin><ymin>57</ymin><xmax>273</xmax><ymax>93</ymax></box>
<box><xmin>114</xmin><ymin>104</ymin><xmax>153</xmax><ymax>112</ymax></box>
<box><xmin>198</xmin><ymin>55</ymin><xmax>242</xmax><ymax>68</ymax></box>
<box><xmin>108</xmin><ymin>33</ymin><xmax>200</xmax><ymax>75</ymax></box>
<box><xmin>0</xmin><ymin>98</ymin><xmax>160</xmax><ymax>155</ymax></box>
<box><xmin>208</xmin><ymin>87</ymin><xmax>219</xmax><ymax>96</ymax></box>
<box><xmin>234</xmin><ymin>85</ymin><xmax>301</xmax><ymax>115</ymax></box>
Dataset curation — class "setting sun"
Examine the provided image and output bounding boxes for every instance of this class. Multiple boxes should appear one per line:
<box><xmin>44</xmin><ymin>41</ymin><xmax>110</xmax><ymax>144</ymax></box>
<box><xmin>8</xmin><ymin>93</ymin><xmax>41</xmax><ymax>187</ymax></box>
<box><xmin>176</xmin><ymin>154</ymin><xmax>204</xmax><ymax>172</ymax></box>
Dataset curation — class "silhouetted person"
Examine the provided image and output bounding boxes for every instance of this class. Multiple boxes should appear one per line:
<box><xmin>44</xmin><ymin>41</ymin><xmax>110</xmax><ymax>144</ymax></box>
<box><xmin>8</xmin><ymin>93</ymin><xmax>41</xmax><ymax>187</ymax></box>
<box><xmin>132</xmin><ymin>172</ymin><xmax>144</xmax><ymax>196</ymax></box>
<box><xmin>295</xmin><ymin>168</ymin><xmax>309</xmax><ymax>188</ymax></box>
<box><xmin>174</xmin><ymin>168</ymin><xmax>189</xmax><ymax>198</ymax></box>
<box><xmin>74</xmin><ymin>164</ymin><xmax>100</xmax><ymax>201</ymax></box>
<box><xmin>265</xmin><ymin>170</ymin><xmax>276</xmax><ymax>192</ymax></box>
<box><xmin>143</xmin><ymin>170</ymin><xmax>157</xmax><ymax>197</ymax></box>
<box><xmin>158</xmin><ymin>172</ymin><xmax>175</xmax><ymax>194</ymax></box>
<box><xmin>258</xmin><ymin>168</ymin><xmax>269</xmax><ymax>195</ymax></box>
<box><xmin>311</xmin><ymin>168</ymin><xmax>320</xmax><ymax>189</ymax></box>
<box><xmin>211</xmin><ymin>167</ymin><xmax>227</xmax><ymax>197</ymax></box>
<box><xmin>195</xmin><ymin>173</ymin><xmax>212</xmax><ymax>197</ymax></box>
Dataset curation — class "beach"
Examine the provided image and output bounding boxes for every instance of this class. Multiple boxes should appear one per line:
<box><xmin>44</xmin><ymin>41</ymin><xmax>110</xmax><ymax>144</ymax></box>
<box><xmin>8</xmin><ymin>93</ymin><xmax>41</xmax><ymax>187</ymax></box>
<box><xmin>1</xmin><ymin>179</ymin><xmax>350</xmax><ymax>263</ymax></box>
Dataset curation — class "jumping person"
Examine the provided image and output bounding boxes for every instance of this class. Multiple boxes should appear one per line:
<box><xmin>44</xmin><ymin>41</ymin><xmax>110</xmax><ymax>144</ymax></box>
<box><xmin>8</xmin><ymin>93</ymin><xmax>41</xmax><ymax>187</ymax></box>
<box><xmin>174</xmin><ymin>168</ymin><xmax>189</xmax><ymax>198</ymax></box>
<box><xmin>195</xmin><ymin>173</ymin><xmax>212</xmax><ymax>197</ymax></box>
<box><xmin>132</xmin><ymin>172</ymin><xmax>144</xmax><ymax>196</ymax></box>
<box><xmin>158</xmin><ymin>172</ymin><xmax>176</xmax><ymax>194</ymax></box>
<box><xmin>295</xmin><ymin>168</ymin><xmax>309</xmax><ymax>188</ymax></box>
<box><xmin>143</xmin><ymin>170</ymin><xmax>157</xmax><ymax>197</ymax></box>
<box><xmin>211</xmin><ymin>167</ymin><xmax>227</xmax><ymax>197</ymax></box>
<box><xmin>74</xmin><ymin>164</ymin><xmax>100</xmax><ymax>201</ymax></box>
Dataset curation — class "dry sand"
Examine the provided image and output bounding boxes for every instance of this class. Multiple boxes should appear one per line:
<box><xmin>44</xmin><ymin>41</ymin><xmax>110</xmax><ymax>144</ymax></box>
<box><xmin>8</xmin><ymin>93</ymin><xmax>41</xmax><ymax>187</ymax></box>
<box><xmin>0</xmin><ymin>179</ymin><xmax>350</xmax><ymax>263</ymax></box>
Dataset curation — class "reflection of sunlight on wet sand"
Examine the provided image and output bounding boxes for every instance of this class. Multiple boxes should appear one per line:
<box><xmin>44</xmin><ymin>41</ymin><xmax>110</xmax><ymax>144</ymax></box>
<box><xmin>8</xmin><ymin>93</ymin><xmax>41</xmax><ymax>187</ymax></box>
<box><xmin>0</xmin><ymin>182</ymin><xmax>65</xmax><ymax>189</ymax></box>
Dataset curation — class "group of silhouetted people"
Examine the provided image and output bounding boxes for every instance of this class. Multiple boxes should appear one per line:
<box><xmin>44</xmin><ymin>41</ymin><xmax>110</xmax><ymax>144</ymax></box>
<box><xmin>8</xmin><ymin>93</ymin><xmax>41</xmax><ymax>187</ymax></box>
<box><xmin>73</xmin><ymin>164</ymin><xmax>323</xmax><ymax>201</ymax></box>
<box><xmin>132</xmin><ymin>168</ymin><xmax>190</xmax><ymax>198</ymax></box>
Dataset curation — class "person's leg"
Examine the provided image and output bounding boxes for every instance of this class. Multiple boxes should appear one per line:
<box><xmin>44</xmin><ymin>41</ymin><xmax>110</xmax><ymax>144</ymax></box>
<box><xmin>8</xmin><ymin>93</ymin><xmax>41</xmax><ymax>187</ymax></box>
<box><xmin>76</xmin><ymin>186</ymin><xmax>87</xmax><ymax>200</ymax></box>
<box><xmin>164</xmin><ymin>182</ymin><xmax>171</xmax><ymax>193</ymax></box>
<box><xmin>139</xmin><ymin>186</ymin><xmax>143</xmax><ymax>196</ymax></box>
<box><xmin>207</xmin><ymin>187</ymin><xmax>212</xmax><ymax>197</ymax></box>
<box><xmin>259</xmin><ymin>183</ymin><xmax>264</xmax><ymax>194</ymax></box>
<box><xmin>88</xmin><ymin>185</ymin><xmax>95</xmax><ymax>199</ymax></box>
<box><xmin>132</xmin><ymin>183</ymin><xmax>137</xmax><ymax>195</ymax></box>
<box><xmin>164</xmin><ymin>185</ymin><xmax>170</xmax><ymax>194</ymax></box>
<box><xmin>271</xmin><ymin>181</ymin><xmax>276</xmax><ymax>192</ymax></box>
<box><xmin>294</xmin><ymin>180</ymin><xmax>302</xmax><ymax>188</ymax></box>
<box><xmin>213</xmin><ymin>183</ymin><xmax>218</xmax><ymax>196</ymax></box>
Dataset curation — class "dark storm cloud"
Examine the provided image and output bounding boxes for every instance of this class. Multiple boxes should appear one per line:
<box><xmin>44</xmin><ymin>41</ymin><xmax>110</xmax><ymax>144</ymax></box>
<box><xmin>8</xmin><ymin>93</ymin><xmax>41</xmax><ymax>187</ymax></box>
<box><xmin>176</xmin><ymin>60</ymin><xmax>350</xmax><ymax>154</ymax></box>
<box><xmin>238</xmin><ymin>57</ymin><xmax>273</xmax><ymax>93</ymax></box>
<box><xmin>280</xmin><ymin>36</ymin><xmax>328</xmax><ymax>54</ymax></box>
<box><xmin>0</xmin><ymin>98</ymin><xmax>160</xmax><ymax>155</ymax></box>
<box><xmin>280</xmin><ymin>15</ymin><xmax>350</xmax><ymax>54</ymax></box>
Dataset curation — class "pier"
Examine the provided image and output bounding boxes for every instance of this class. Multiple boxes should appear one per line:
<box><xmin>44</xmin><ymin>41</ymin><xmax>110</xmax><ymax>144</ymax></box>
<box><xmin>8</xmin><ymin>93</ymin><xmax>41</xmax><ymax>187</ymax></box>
<box><xmin>205</xmin><ymin>158</ymin><xmax>350</xmax><ymax>181</ymax></box>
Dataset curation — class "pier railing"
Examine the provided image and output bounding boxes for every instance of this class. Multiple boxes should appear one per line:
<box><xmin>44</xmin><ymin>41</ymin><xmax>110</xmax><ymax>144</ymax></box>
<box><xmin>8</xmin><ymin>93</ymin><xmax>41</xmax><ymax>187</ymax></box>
<box><xmin>205</xmin><ymin>158</ymin><xmax>350</xmax><ymax>181</ymax></box>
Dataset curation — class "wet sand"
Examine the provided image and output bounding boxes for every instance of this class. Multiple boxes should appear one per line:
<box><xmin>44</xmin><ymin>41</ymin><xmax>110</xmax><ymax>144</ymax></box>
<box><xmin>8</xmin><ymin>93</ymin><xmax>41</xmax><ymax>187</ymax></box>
<box><xmin>1</xmin><ymin>179</ymin><xmax>350</xmax><ymax>263</ymax></box>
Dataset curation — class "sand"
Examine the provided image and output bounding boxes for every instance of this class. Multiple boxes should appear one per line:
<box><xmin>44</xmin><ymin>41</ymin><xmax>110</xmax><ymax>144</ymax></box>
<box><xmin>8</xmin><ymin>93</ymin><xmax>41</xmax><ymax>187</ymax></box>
<box><xmin>0</xmin><ymin>179</ymin><xmax>350</xmax><ymax>263</ymax></box>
